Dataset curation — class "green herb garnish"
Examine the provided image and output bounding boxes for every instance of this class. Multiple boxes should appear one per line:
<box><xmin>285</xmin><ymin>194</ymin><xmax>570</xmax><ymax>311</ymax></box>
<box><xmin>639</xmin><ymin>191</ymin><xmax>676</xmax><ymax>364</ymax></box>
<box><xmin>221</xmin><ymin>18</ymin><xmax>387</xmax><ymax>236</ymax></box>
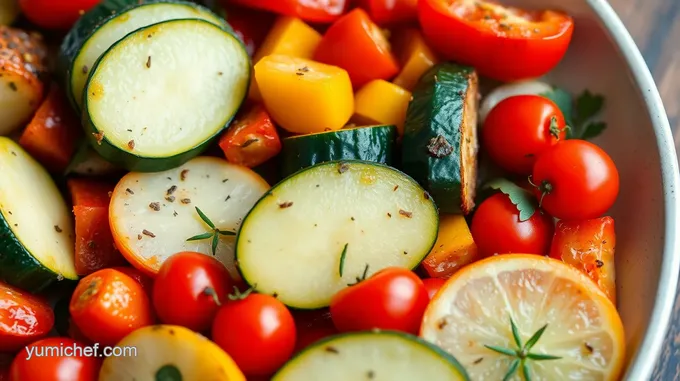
<box><xmin>186</xmin><ymin>207</ymin><xmax>236</xmax><ymax>256</ymax></box>
<box><xmin>339</xmin><ymin>243</ymin><xmax>349</xmax><ymax>277</ymax></box>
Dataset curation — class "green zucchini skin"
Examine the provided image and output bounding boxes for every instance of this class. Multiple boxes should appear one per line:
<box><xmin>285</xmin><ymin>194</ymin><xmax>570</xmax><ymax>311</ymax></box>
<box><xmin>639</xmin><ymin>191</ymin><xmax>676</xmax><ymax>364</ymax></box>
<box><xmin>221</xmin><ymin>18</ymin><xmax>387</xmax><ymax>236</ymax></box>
<box><xmin>281</xmin><ymin>125</ymin><xmax>397</xmax><ymax>176</ymax></box>
<box><xmin>82</xmin><ymin>19</ymin><xmax>250</xmax><ymax>173</ymax></box>
<box><xmin>0</xmin><ymin>214</ymin><xmax>68</xmax><ymax>293</ymax></box>
<box><xmin>401</xmin><ymin>63</ymin><xmax>479</xmax><ymax>215</ymax></box>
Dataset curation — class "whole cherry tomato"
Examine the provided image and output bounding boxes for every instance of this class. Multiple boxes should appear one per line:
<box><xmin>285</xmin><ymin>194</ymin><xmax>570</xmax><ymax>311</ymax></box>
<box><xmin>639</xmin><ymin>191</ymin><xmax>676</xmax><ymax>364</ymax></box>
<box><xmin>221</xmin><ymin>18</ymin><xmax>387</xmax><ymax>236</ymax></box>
<box><xmin>418</xmin><ymin>0</ymin><xmax>573</xmax><ymax>81</ymax></box>
<box><xmin>471</xmin><ymin>193</ymin><xmax>555</xmax><ymax>257</ymax></box>
<box><xmin>153</xmin><ymin>252</ymin><xmax>233</xmax><ymax>333</ymax></box>
<box><xmin>228</xmin><ymin>0</ymin><xmax>347</xmax><ymax>23</ymax></box>
<box><xmin>111</xmin><ymin>266</ymin><xmax>153</xmax><ymax>297</ymax></box>
<box><xmin>212</xmin><ymin>291</ymin><xmax>296</xmax><ymax>376</ymax></box>
<box><xmin>358</xmin><ymin>0</ymin><xmax>418</xmax><ymax>25</ymax></box>
<box><xmin>422</xmin><ymin>277</ymin><xmax>447</xmax><ymax>300</ymax></box>
<box><xmin>70</xmin><ymin>268</ymin><xmax>154</xmax><ymax>346</ymax></box>
<box><xmin>330</xmin><ymin>267</ymin><xmax>429</xmax><ymax>334</ymax></box>
<box><xmin>483</xmin><ymin>95</ymin><xmax>567</xmax><ymax>175</ymax></box>
<box><xmin>0</xmin><ymin>281</ymin><xmax>54</xmax><ymax>352</ymax></box>
<box><xmin>10</xmin><ymin>337</ymin><xmax>101</xmax><ymax>381</ymax></box>
<box><xmin>531</xmin><ymin>139</ymin><xmax>620</xmax><ymax>220</ymax></box>
<box><xmin>19</xmin><ymin>0</ymin><xmax>100</xmax><ymax>30</ymax></box>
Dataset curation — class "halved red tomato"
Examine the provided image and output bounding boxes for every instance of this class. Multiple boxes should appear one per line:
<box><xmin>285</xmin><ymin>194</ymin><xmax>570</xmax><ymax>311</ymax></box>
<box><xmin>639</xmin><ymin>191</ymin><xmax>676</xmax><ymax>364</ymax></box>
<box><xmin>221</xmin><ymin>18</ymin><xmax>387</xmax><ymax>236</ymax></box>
<box><xmin>418</xmin><ymin>0</ymin><xmax>574</xmax><ymax>81</ymax></box>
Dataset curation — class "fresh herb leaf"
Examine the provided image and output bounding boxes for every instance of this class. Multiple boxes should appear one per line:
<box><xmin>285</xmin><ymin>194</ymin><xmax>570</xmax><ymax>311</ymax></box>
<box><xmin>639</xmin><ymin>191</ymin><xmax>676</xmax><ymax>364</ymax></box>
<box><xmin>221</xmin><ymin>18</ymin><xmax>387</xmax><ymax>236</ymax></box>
<box><xmin>522</xmin><ymin>360</ymin><xmax>532</xmax><ymax>381</ymax></box>
<box><xmin>485</xmin><ymin>178</ymin><xmax>537</xmax><ymax>222</ymax></box>
<box><xmin>541</xmin><ymin>87</ymin><xmax>607</xmax><ymax>140</ymax></box>
<box><xmin>195</xmin><ymin>207</ymin><xmax>215</xmax><ymax>229</ymax></box>
<box><xmin>484</xmin><ymin>345</ymin><xmax>517</xmax><ymax>357</ymax></box>
<box><xmin>503</xmin><ymin>359</ymin><xmax>520</xmax><ymax>381</ymax></box>
<box><xmin>580</xmin><ymin>121</ymin><xmax>607</xmax><ymax>140</ymax></box>
<box><xmin>339</xmin><ymin>243</ymin><xmax>349</xmax><ymax>277</ymax></box>
<box><xmin>575</xmin><ymin>90</ymin><xmax>605</xmax><ymax>125</ymax></box>
<box><xmin>510</xmin><ymin>318</ymin><xmax>523</xmax><ymax>348</ymax></box>
<box><xmin>540</xmin><ymin>87</ymin><xmax>574</xmax><ymax>127</ymax></box>
<box><xmin>218</xmin><ymin>230</ymin><xmax>236</xmax><ymax>236</ymax></box>
<box><xmin>211</xmin><ymin>233</ymin><xmax>219</xmax><ymax>256</ymax></box>
<box><xmin>186</xmin><ymin>232</ymin><xmax>214</xmax><ymax>241</ymax></box>
<box><xmin>526</xmin><ymin>353</ymin><xmax>562</xmax><ymax>361</ymax></box>
<box><xmin>524</xmin><ymin>324</ymin><xmax>548</xmax><ymax>351</ymax></box>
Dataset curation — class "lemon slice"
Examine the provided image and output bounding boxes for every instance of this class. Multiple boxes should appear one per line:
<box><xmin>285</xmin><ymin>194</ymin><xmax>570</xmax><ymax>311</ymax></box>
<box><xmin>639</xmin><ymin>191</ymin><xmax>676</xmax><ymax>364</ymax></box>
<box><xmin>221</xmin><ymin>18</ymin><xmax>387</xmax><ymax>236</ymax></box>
<box><xmin>420</xmin><ymin>254</ymin><xmax>625</xmax><ymax>381</ymax></box>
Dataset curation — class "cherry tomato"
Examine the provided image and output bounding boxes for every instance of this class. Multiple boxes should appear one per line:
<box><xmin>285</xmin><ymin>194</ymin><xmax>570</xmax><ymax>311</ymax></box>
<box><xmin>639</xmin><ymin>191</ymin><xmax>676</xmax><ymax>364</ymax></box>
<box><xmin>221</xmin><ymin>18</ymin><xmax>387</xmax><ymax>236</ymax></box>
<box><xmin>0</xmin><ymin>281</ymin><xmax>54</xmax><ymax>352</ymax></box>
<box><xmin>330</xmin><ymin>267</ymin><xmax>429</xmax><ymax>334</ymax></box>
<box><xmin>218</xmin><ymin>104</ymin><xmax>282</xmax><ymax>168</ymax></box>
<box><xmin>471</xmin><ymin>193</ymin><xmax>554</xmax><ymax>257</ymax></box>
<box><xmin>153</xmin><ymin>252</ymin><xmax>233</xmax><ymax>333</ymax></box>
<box><xmin>418</xmin><ymin>0</ymin><xmax>573</xmax><ymax>81</ymax></box>
<box><xmin>223</xmin><ymin>5</ymin><xmax>276</xmax><ymax>57</ymax></box>
<box><xmin>422</xmin><ymin>278</ymin><xmax>447</xmax><ymax>300</ymax></box>
<box><xmin>111</xmin><ymin>266</ymin><xmax>154</xmax><ymax>297</ymax></box>
<box><xmin>531</xmin><ymin>139</ymin><xmax>620</xmax><ymax>220</ymax></box>
<box><xmin>358</xmin><ymin>0</ymin><xmax>418</xmax><ymax>25</ymax></box>
<box><xmin>550</xmin><ymin>217</ymin><xmax>616</xmax><ymax>303</ymax></box>
<box><xmin>293</xmin><ymin>309</ymin><xmax>338</xmax><ymax>353</ymax></box>
<box><xmin>19</xmin><ymin>0</ymin><xmax>100</xmax><ymax>30</ymax></box>
<box><xmin>482</xmin><ymin>95</ymin><xmax>567</xmax><ymax>175</ymax></box>
<box><xmin>314</xmin><ymin>8</ymin><xmax>400</xmax><ymax>88</ymax></box>
<box><xmin>10</xmin><ymin>337</ymin><xmax>101</xmax><ymax>381</ymax></box>
<box><xmin>70</xmin><ymin>268</ymin><xmax>154</xmax><ymax>346</ymax></box>
<box><xmin>212</xmin><ymin>292</ymin><xmax>296</xmax><ymax>376</ymax></box>
<box><xmin>228</xmin><ymin>0</ymin><xmax>348</xmax><ymax>23</ymax></box>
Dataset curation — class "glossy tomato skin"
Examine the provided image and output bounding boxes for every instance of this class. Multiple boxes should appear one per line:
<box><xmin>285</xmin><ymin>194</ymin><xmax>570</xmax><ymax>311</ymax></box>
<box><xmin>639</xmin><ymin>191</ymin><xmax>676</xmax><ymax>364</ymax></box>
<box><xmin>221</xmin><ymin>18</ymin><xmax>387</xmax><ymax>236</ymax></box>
<box><xmin>19</xmin><ymin>0</ymin><xmax>100</xmax><ymax>30</ymax></box>
<box><xmin>471</xmin><ymin>193</ymin><xmax>555</xmax><ymax>257</ymax></box>
<box><xmin>314</xmin><ymin>8</ymin><xmax>400</xmax><ymax>88</ymax></box>
<box><xmin>0</xmin><ymin>281</ymin><xmax>54</xmax><ymax>352</ymax></box>
<box><xmin>532</xmin><ymin>139</ymin><xmax>620</xmax><ymax>220</ymax></box>
<box><xmin>358</xmin><ymin>0</ymin><xmax>418</xmax><ymax>25</ymax></box>
<box><xmin>228</xmin><ymin>0</ymin><xmax>347</xmax><ymax>23</ymax></box>
<box><xmin>212</xmin><ymin>293</ymin><xmax>296</xmax><ymax>376</ymax></box>
<box><xmin>111</xmin><ymin>266</ymin><xmax>153</xmax><ymax>297</ymax></box>
<box><xmin>418</xmin><ymin>0</ymin><xmax>573</xmax><ymax>81</ymax></box>
<box><xmin>330</xmin><ymin>268</ymin><xmax>429</xmax><ymax>334</ymax></box>
<box><xmin>153</xmin><ymin>252</ymin><xmax>233</xmax><ymax>333</ymax></box>
<box><xmin>70</xmin><ymin>268</ymin><xmax>154</xmax><ymax>346</ymax></box>
<box><xmin>483</xmin><ymin>95</ymin><xmax>566</xmax><ymax>175</ymax></box>
<box><xmin>10</xmin><ymin>337</ymin><xmax>101</xmax><ymax>381</ymax></box>
<box><xmin>422</xmin><ymin>277</ymin><xmax>447</xmax><ymax>300</ymax></box>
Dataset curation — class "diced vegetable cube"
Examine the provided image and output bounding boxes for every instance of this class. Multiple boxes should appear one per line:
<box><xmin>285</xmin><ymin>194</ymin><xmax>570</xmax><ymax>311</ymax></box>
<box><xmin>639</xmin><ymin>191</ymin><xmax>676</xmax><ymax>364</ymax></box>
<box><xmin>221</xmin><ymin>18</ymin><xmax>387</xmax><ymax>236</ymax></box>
<box><xmin>392</xmin><ymin>29</ymin><xmax>439</xmax><ymax>91</ymax></box>
<box><xmin>354</xmin><ymin>80</ymin><xmax>411</xmax><ymax>135</ymax></box>
<box><xmin>421</xmin><ymin>214</ymin><xmax>479</xmax><ymax>278</ymax></box>
<box><xmin>219</xmin><ymin>104</ymin><xmax>282</xmax><ymax>168</ymax></box>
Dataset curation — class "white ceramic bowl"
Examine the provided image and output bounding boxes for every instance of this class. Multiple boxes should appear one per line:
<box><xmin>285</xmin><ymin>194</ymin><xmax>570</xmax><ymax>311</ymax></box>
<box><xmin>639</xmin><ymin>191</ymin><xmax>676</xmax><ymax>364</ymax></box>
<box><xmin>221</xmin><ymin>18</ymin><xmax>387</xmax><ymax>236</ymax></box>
<box><xmin>501</xmin><ymin>0</ymin><xmax>680</xmax><ymax>379</ymax></box>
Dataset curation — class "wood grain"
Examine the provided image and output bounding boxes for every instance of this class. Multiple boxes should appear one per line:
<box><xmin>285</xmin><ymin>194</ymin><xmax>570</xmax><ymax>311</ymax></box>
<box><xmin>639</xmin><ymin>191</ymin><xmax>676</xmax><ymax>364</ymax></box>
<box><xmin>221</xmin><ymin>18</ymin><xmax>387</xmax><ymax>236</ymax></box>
<box><xmin>607</xmin><ymin>0</ymin><xmax>680</xmax><ymax>379</ymax></box>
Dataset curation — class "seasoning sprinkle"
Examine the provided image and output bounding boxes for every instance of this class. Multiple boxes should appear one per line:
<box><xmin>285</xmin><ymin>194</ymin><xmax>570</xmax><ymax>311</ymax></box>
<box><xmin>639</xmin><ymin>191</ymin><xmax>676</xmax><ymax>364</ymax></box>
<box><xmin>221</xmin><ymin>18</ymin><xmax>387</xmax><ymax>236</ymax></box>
<box><xmin>165</xmin><ymin>196</ymin><xmax>175</xmax><ymax>203</ymax></box>
<box><xmin>338</xmin><ymin>163</ymin><xmax>349</xmax><ymax>174</ymax></box>
<box><xmin>241</xmin><ymin>138</ymin><xmax>258</xmax><ymax>148</ymax></box>
<box><xmin>128</xmin><ymin>140</ymin><xmax>135</xmax><ymax>150</ymax></box>
<box><xmin>8</xmin><ymin>82</ymin><xmax>16</xmax><ymax>91</ymax></box>
<box><xmin>82</xmin><ymin>65</ymin><xmax>88</xmax><ymax>74</ymax></box>
<box><xmin>149</xmin><ymin>202</ymin><xmax>161</xmax><ymax>211</ymax></box>
<box><xmin>137</xmin><ymin>234</ymin><xmax>143</xmax><ymax>240</ymax></box>
<box><xmin>142</xmin><ymin>229</ymin><xmax>156</xmax><ymax>238</ymax></box>
<box><xmin>54</xmin><ymin>225</ymin><xmax>62</xmax><ymax>233</ymax></box>
<box><xmin>167</xmin><ymin>185</ymin><xmax>177</xmax><ymax>195</ymax></box>
<box><xmin>125</xmin><ymin>188</ymin><xmax>134</xmax><ymax>195</ymax></box>
<box><xmin>92</xmin><ymin>131</ymin><xmax>104</xmax><ymax>145</ymax></box>
<box><xmin>595</xmin><ymin>260</ymin><xmax>604</xmax><ymax>268</ymax></box>
<box><xmin>399</xmin><ymin>209</ymin><xmax>413</xmax><ymax>218</ymax></box>
<box><xmin>87</xmin><ymin>241</ymin><xmax>96</xmax><ymax>249</ymax></box>
<box><xmin>173</xmin><ymin>211</ymin><xmax>178</xmax><ymax>217</ymax></box>
<box><xmin>325</xmin><ymin>346</ymin><xmax>339</xmax><ymax>354</ymax></box>
<box><xmin>180</xmin><ymin>169</ymin><xmax>189</xmax><ymax>181</ymax></box>
<box><xmin>474</xmin><ymin>358</ymin><xmax>484</xmax><ymax>364</ymax></box>
<box><xmin>387</xmin><ymin>212</ymin><xmax>392</xmax><ymax>218</ymax></box>
<box><xmin>145</xmin><ymin>56</ymin><xmax>151</xmax><ymax>68</ymax></box>
<box><xmin>225</xmin><ymin>195</ymin><xmax>231</xmax><ymax>202</ymax></box>
<box><xmin>393</xmin><ymin>185</ymin><xmax>399</xmax><ymax>191</ymax></box>
<box><xmin>181</xmin><ymin>198</ymin><xmax>191</xmax><ymax>204</ymax></box>
<box><xmin>279</xmin><ymin>201</ymin><xmax>294</xmax><ymax>209</ymax></box>
<box><xmin>367</xmin><ymin>370</ymin><xmax>375</xmax><ymax>379</ymax></box>
<box><xmin>222</xmin><ymin>179</ymin><xmax>229</xmax><ymax>183</ymax></box>
<box><xmin>584</xmin><ymin>342</ymin><xmax>594</xmax><ymax>354</ymax></box>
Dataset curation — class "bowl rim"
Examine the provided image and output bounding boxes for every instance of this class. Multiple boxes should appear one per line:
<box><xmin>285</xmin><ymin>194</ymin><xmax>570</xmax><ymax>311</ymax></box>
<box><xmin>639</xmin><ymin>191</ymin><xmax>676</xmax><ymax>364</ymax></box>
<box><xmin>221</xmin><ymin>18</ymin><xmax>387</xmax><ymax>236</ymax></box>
<box><xmin>586</xmin><ymin>0</ymin><xmax>680</xmax><ymax>378</ymax></box>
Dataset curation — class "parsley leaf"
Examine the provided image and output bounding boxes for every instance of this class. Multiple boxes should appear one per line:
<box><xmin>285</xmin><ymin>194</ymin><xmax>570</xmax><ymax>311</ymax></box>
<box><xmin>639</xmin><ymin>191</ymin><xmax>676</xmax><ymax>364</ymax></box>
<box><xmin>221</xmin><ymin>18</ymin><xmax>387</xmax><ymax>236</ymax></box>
<box><xmin>540</xmin><ymin>87</ymin><xmax>574</xmax><ymax>127</ymax></box>
<box><xmin>540</xmin><ymin>88</ymin><xmax>607</xmax><ymax>140</ymax></box>
<box><xmin>580</xmin><ymin>121</ymin><xmax>607</xmax><ymax>140</ymax></box>
<box><xmin>575</xmin><ymin>90</ymin><xmax>605</xmax><ymax>125</ymax></box>
<box><xmin>485</xmin><ymin>178</ymin><xmax>538</xmax><ymax>222</ymax></box>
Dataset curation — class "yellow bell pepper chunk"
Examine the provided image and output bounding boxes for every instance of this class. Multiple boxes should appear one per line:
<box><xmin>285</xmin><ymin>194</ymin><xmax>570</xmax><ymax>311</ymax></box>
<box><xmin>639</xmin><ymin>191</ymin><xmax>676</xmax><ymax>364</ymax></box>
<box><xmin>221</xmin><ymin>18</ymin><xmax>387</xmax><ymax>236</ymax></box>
<box><xmin>255</xmin><ymin>55</ymin><xmax>354</xmax><ymax>134</ymax></box>
<box><xmin>421</xmin><ymin>214</ymin><xmax>480</xmax><ymax>278</ymax></box>
<box><xmin>392</xmin><ymin>28</ymin><xmax>439</xmax><ymax>91</ymax></box>
<box><xmin>354</xmin><ymin>80</ymin><xmax>411</xmax><ymax>135</ymax></box>
<box><xmin>249</xmin><ymin>16</ymin><xmax>323</xmax><ymax>102</ymax></box>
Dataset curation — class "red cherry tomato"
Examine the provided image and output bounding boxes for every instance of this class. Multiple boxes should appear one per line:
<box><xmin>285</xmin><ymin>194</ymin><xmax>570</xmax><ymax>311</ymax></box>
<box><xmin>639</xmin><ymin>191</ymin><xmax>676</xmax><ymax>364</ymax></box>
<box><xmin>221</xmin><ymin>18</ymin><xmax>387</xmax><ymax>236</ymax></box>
<box><xmin>10</xmin><ymin>337</ymin><xmax>101</xmax><ymax>381</ymax></box>
<box><xmin>314</xmin><ymin>8</ymin><xmax>400</xmax><ymax>88</ymax></box>
<box><xmin>0</xmin><ymin>281</ymin><xmax>54</xmax><ymax>352</ymax></box>
<box><xmin>228</xmin><ymin>0</ymin><xmax>348</xmax><ymax>23</ymax></box>
<box><xmin>358</xmin><ymin>0</ymin><xmax>418</xmax><ymax>25</ymax></box>
<box><xmin>19</xmin><ymin>0</ymin><xmax>100</xmax><ymax>30</ymax></box>
<box><xmin>422</xmin><ymin>278</ymin><xmax>447</xmax><ymax>300</ymax></box>
<box><xmin>418</xmin><ymin>0</ymin><xmax>573</xmax><ymax>81</ymax></box>
<box><xmin>330</xmin><ymin>267</ymin><xmax>429</xmax><ymax>334</ymax></box>
<box><xmin>483</xmin><ymin>95</ymin><xmax>567</xmax><ymax>175</ymax></box>
<box><xmin>70</xmin><ymin>268</ymin><xmax>154</xmax><ymax>346</ymax></box>
<box><xmin>212</xmin><ymin>292</ymin><xmax>296</xmax><ymax>376</ymax></box>
<box><xmin>471</xmin><ymin>193</ymin><xmax>555</xmax><ymax>257</ymax></box>
<box><xmin>223</xmin><ymin>5</ymin><xmax>276</xmax><ymax>57</ymax></box>
<box><xmin>111</xmin><ymin>266</ymin><xmax>153</xmax><ymax>297</ymax></box>
<box><xmin>153</xmin><ymin>252</ymin><xmax>234</xmax><ymax>333</ymax></box>
<box><xmin>531</xmin><ymin>139</ymin><xmax>620</xmax><ymax>220</ymax></box>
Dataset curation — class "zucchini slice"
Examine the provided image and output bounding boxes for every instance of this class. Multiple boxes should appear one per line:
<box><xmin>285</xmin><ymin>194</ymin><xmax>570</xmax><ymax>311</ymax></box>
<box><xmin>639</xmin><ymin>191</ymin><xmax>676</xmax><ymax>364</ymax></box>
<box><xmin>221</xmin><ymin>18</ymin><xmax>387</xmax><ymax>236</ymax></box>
<box><xmin>68</xmin><ymin>1</ymin><xmax>225</xmax><ymax>111</ymax></box>
<box><xmin>84</xmin><ymin>19</ymin><xmax>250</xmax><ymax>172</ymax></box>
<box><xmin>99</xmin><ymin>325</ymin><xmax>245</xmax><ymax>381</ymax></box>
<box><xmin>109</xmin><ymin>156</ymin><xmax>269</xmax><ymax>279</ymax></box>
<box><xmin>236</xmin><ymin>161</ymin><xmax>438</xmax><ymax>309</ymax></box>
<box><xmin>0</xmin><ymin>138</ymin><xmax>78</xmax><ymax>292</ymax></box>
<box><xmin>402</xmin><ymin>63</ymin><xmax>479</xmax><ymax>215</ymax></box>
<box><xmin>272</xmin><ymin>331</ymin><xmax>469</xmax><ymax>381</ymax></box>
<box><xmin>281</xmin><ymin>125</ymin><xmax>397</xmax><ymax>176</ymax></box>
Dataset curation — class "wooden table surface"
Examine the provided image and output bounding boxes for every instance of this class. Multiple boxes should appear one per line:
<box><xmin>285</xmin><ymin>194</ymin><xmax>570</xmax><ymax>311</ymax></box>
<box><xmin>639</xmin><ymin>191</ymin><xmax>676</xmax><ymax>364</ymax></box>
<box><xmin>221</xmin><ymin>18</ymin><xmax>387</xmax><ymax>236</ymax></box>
<box><xmin>607</xmin><ymin>0</ymin><xmax>680</xmax><ymax>379</ymax></box>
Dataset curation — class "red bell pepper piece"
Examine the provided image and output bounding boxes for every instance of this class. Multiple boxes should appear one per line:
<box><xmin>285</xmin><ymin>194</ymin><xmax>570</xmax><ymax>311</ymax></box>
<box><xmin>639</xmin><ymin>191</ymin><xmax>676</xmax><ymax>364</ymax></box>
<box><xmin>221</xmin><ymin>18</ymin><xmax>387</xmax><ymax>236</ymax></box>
<box><xmin>223</xmin><ymin>4</ymin><xmax>275</xmax><ymax>57</ymax></box>
<box><xmin>227</xmin><ymin>0</ymin><xmax>347</xmax><ymax>23</ymax></box>
<box><xmin>314</xmin><ymin>8</ymin><xmax>399</xmax><ymax>88</ymax></box>
<box><xmin>18</xmin><ymin>85</ymin><xmax>81</xmax><ymax>173</ymax></box>
<box><xmin>218</xmin><ymin>104</ymin><xmax>281</xmax><ymax>168</ymax></box>
<box><xmin>357</xmin><ymin>0</ymin><xmax>417</xmax><ymax>25</ymax></box>
<box><xmin>549</xmin><ymin>217</ymin><xmax>616</xmax><ymax>304</ymax></box>
<box><xmin>67</xmin><ymin>179</ymin><xmax>127</xmax><ymax>276</ymax></box>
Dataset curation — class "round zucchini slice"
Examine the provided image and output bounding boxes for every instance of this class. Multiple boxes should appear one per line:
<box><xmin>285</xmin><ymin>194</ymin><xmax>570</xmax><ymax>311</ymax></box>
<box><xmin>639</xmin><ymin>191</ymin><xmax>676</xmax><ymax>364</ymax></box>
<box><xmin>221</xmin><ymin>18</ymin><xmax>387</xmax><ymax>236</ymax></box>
<box><xmin>236</xmin><ymin>161</ymin><xmax>439</xmax><ymax>309</ymax></box>
<box><xmin>272</xmin><ymin>330</ymin><xmax>469</xmax><ymax>381</ymax></box>
<box><xmin>84</xmin><ymin>18</ymin><xmax>250</xmax><ymax>172</ymax></box>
